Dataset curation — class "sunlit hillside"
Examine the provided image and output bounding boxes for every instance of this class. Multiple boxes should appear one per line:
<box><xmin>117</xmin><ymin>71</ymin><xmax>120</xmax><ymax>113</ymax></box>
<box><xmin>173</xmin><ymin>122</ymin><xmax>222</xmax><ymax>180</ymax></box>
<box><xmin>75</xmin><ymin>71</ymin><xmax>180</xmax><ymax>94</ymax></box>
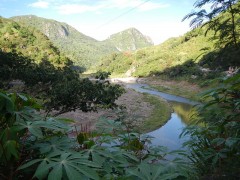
<box><xmin>0</xmin><ymin>17</ymin><xmax>69</xmax><ymax>66</ymax></box>
<box><xmin>96</xmin><ymin>27</ymin><xmax>215</xmax><ymax>77</ymax></box>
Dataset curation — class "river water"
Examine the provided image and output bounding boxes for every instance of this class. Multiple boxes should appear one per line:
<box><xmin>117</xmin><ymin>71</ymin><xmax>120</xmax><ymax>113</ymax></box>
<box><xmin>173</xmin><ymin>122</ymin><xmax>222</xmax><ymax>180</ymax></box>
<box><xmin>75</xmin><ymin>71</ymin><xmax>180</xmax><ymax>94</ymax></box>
<box><xmin>125</xmin><ymin>83</ymin><xmax>199</xmax><ymax>151</ymax></box>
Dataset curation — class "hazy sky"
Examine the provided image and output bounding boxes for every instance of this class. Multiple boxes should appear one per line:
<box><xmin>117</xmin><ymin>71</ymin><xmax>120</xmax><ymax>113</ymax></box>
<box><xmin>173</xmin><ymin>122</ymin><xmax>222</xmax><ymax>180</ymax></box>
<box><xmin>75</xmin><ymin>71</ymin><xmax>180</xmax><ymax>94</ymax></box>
<box><xmin>0</xmin><ymin>0</ymin><xmax>196</xmax><ymax>44</ymax></box>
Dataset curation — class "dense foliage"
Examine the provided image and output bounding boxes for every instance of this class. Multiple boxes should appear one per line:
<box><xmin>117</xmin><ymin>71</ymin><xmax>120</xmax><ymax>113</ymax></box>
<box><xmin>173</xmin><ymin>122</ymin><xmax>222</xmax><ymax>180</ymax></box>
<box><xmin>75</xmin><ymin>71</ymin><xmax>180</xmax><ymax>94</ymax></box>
<box><xmin>103</xmin><ymin>28</ymin><xmax>153</xmax><ymax>51</ymax></box>
<box><xmin>181</xmin><ymin>74</ymin><xmax>240</xmax><ymax>179</ymax></box>
<box><xmin>96</xmin><ymin>28</ymin><xmax>215</xmax><ymax>77</ymax></box>
<box><xmin>183</xmin><ymin>0</ymin><xmax>240</xmax><ymax>49</ymax></box>
<box><xmin>12</xmin><ymin>16</ymin><xmax>155</xmax><ymax>69</ymax></box>
<box><xmin>0</xmin><ymin>91</ymin><xmax>195</xmax><ymax>179</ymax></box>
<box><xmin>0</xmin><ymin>50</ymin><xmax>124</xmax><ymax>116</ymax></box>
<box><xmin>0</xmin><ymin>17</ymin><xmax>68</xmax><ymax>66</ymax></box>
<box><xmin>11</xmin><ymin>15</ymin><xmax>119</xmax><ymax>68</ymax></box>
<box><xmin>1</xmin><ymin>0</ymin><xmax>240</xmax><ymax>179</ymax></box>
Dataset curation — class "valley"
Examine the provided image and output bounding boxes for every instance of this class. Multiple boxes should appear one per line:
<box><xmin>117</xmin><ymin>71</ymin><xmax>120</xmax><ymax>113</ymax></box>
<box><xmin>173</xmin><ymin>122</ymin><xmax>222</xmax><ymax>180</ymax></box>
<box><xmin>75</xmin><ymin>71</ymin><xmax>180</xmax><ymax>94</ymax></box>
<box><xmin>11</xmin><ymin>15</ymin><xmax>153</xmax><ymax>68</ymax></box>
<box><xmin>0</xmin><ymin>0</ymin><xmax>240</xmax><ymax>179</ymax></box>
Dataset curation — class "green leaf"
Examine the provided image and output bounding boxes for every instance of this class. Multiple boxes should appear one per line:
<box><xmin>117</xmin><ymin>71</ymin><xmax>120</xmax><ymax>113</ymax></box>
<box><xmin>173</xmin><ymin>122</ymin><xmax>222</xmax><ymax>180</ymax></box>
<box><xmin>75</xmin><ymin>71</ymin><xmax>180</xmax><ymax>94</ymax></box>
<box><xmin>159</xmin><ymin>172</ymin><xmax>182</xmax><ymax>180</ymax></box>
<box><xmin>139</xmin><ymin>163</ymin><xmax>152</xmax><ymax>180</ymax></box>
<box><xmin>48</xmin><ymin>164</ymin><xmax>63</xmax><ymax>180</ymax></box>
<box><xmin>121</xmin><ymin>151</ymin><xmax>139</xmax><ymax>162</ymax></box>
<box><xmin>55</xmin><ymin>117</ymin><xmax>75</xmax><ymax>124</ymax></box>
<box><xmin>69</xmin><ymin>164</ymin><xmax>99</xmax><ymax>180</ymax></box>
<box><xmin>211</xmin><ymin>138</ymin><xmax>225</xmax><ymax>146</ymax></box>
<box><xmin>225</xmin><ymin>137</ymin><xmax>240</xmax><ymax>147</ymax></box>
<box><xmin>0</xmin><ymin>92</ymin><xmax>15</xmax><ymax>113</ymax></box>
<box><xmin>18</xmin><ymin>94</ymin><xmax>28</xmax><ymax>101</ymax></box>
<box><xmin>18</xmin><ymin>159</ymin><xmax>42</xmax><ymax>170</ymax></box>
<box><xmin>127</xmin><ymin>168</ymin><xmax>146</xmax><ymax>180</ymax></box>
<box><xmin>28</xmin><ymin>125</ymin><xmax>43</xmax><ymax>138</ymax></box>
<box><xmin>34</xmin><ymin>160</ymin><xmax>49</xmax><ymax>179</ymax></box>
<box><xmin>152</xmin><ymin>165</ymin><xmax>166</xmax><ymax>180</ymax></box>
<box><xmin>64</xmin><ymin>164</ymin><xmax>84</xmax><ymax>180</ymax></box>
<box><xmin>4</xmin><ymin>140</ymin><xmax>19</xmax><ymax>159</ymax></box>
<box><xmin>91</xmin><ymin>152</ymin><xmax>105</xmax><ymax>165</ymax></box>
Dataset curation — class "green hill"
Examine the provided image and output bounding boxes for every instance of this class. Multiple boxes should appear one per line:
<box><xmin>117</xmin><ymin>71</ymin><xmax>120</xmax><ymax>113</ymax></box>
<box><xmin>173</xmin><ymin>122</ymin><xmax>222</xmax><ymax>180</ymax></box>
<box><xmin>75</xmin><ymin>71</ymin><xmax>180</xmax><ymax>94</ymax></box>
<box><xmin>0</xmin><ymin>16</ymin><xmax>68</xmax><ymax>66</ymax></box>
<box><xmin>97</xmin><ymin>27</ymin><xmax>215</xmax><ymax>77</ymax></box>
<box><xmin>96</xmin><ymin>1</ymin><xmax>240</xmax><ymax>78</ymax></box>
<box><xmin>103</xmin><ymin>28</ymin><xmax>153</xmax><ymax>51</ymax></box>
<box><xmin>11</xmin><ymin>15</ymin><xmax>118</xmax><ymax>68</ymax></box>
<box><xmin>11</xmin><ymin>15</ymin><xmax>154</xmax><ymax>69</ymax></box>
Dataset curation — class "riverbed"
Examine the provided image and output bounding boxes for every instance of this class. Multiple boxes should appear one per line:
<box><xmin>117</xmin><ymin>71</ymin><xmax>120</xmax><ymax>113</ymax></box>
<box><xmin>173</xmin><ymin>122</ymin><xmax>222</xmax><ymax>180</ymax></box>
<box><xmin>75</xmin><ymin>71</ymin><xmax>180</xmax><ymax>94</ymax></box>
<box><xmin>125</xmin><ymin>83</ymin><xmax>199</xmax><ymax>151</ymax></box>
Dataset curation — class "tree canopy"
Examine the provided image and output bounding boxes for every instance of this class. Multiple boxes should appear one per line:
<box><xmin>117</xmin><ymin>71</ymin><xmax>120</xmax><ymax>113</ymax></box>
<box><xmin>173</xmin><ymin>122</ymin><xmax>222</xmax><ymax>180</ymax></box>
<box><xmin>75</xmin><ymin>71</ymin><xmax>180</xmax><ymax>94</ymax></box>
<box><xmin>182</xmin><ymin>0</ymin><xmax>240</xmax><ymax>48</ymax></box>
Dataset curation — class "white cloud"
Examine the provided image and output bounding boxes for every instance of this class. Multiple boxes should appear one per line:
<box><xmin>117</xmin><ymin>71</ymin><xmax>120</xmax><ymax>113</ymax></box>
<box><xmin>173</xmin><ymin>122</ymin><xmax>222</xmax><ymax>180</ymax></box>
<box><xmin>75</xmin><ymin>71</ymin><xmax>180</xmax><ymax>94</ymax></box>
<box><xmin>56</xmin><ymin>0</ymin><xmax>169</xmax><ymax>14</ymax></box>
<box><xmin>138</xmin><ymin>2</ymin><xmax>169</xmax><ymax>11</ymax></box>
<box><xmin>29</xmin><ymin>1</ymin><xmax>49</xmax><ymax>9</ymax></box>
<box><xmin>104</xmin><ymin>0</ymin><xmax>169</xmax><ymax>11</ymax></box>
<box><xmin>57</xmin><ymin>4</ymin><xmax>103</xmax><ymax>14</ymax></box>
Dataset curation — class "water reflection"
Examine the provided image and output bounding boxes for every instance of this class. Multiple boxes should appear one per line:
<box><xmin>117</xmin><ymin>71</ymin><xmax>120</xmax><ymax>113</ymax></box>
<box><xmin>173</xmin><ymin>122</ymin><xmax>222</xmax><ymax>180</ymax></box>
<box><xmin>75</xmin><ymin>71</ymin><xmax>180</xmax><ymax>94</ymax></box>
<box><xmin>126</xmin><ymin>83</ymin><xmax>199</xmax><ymax>151</ymax></box>
<box><xmin>126</xmin><ymin>83</ymin><xmax>199</xmax><ymax>105</ymax></box>
<box><xmin>169</xmin><ymin>101</ymin><xmax>197</xmax><ymax>125</ymax></box>
<box><xmin>147</xmin><ymin>113</ymin><xmax>188</xmax><ymax>150</ymax></box>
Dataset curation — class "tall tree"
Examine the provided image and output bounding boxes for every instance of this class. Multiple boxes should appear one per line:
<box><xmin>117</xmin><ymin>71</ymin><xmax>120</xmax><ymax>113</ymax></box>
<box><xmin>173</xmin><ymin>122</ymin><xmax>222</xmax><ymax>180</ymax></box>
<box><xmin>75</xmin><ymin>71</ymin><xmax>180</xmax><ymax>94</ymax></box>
<box><xmin>183</xmin><ymin>0</ymin><xmax>240</xmax><ymax>48</ymax></box>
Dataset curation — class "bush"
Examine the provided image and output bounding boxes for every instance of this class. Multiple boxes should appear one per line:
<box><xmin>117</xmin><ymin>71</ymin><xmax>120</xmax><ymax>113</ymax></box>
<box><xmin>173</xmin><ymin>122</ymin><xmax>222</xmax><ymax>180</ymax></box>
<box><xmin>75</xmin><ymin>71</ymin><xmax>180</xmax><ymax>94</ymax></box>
<box><xmin>181</xmin><ymin>74</ymin><xmax>240</xmax><ymax>178</ymax></box>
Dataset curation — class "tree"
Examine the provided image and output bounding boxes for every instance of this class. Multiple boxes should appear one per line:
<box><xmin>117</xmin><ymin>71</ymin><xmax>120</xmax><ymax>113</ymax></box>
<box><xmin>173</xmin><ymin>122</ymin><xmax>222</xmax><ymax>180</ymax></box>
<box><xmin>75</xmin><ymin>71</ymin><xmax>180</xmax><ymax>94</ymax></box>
<box><xmin>183</xmin><ymin>0</ymin><xmax>240</xmax><ymax>48</ymax></box>
<box><xmin>0</xmin><ymin>51</ymin><xmax>124</xmax><ymax>116</ymax></box>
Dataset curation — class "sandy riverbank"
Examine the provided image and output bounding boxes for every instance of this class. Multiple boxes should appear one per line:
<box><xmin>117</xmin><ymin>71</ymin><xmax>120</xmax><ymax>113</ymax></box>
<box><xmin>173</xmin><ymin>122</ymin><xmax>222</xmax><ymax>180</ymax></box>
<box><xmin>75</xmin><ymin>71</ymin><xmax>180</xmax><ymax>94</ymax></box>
<box><xmin>59</xmin><ymin>77</ymin><xmax>197</xmax><ymax>133</ymax></box>
<box><xmin>59</xmin><ymin>88</ymin><xmax>156</xmax><ymax>132</ymax></box>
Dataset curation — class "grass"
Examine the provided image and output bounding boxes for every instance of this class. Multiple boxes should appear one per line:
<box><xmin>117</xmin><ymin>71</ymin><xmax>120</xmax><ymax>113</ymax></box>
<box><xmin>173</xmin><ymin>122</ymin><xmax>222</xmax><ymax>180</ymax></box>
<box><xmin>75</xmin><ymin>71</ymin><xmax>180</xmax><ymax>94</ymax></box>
<box><xmin>148</xmin><ymin>84</ymin><xmax>199</xmax><ymax>101</ymax></box>
<box><xmin>142</xmin><ymin>76</ymin><xmax>206</xmax><ymax>101</ymax></box>
<box><xmin>139</xmin><ymin>93</ymin><xmax>172</xmax><ymax>133</ymax></box>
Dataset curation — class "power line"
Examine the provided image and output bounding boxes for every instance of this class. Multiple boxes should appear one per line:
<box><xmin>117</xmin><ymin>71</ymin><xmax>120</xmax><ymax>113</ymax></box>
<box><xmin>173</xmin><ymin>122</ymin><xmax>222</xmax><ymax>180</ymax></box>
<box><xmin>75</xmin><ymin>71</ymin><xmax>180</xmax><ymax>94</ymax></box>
<box><xmin>97</xmin><ymin>0</ymin><xmax>151</xmax><ymax>29</ymax></box>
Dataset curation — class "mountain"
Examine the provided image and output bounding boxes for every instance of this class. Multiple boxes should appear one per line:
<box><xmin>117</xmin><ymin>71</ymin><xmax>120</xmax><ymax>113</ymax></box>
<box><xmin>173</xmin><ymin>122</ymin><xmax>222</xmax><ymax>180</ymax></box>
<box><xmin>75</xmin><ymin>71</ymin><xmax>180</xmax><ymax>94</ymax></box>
<box><xmin>97</xmin><ymin>27</ymin><xmax>215</xmax><ymax>77</ymax></box>
<box><xmin>11</xmin><ymin>15</ymin><xmax>154</xmax><ymax>68</ymax></box>
<box><xmin>11</xmin><ymin>15</ymin><xmax>118</xmax><ymax>68</ymax></box>
<box><xmin>104</xmin><ymin>28</ymin><xmax>154</xmax><ymax>51</ymax></box>
<box><xmin>0</xmin><ymin>16</ymin><xmax>69</xmax><ymax>66</ymax></box>
<box><xmin>97</xmin><ymin>4</ymin><xmax>240</xmax><ymax>78</ymax></box>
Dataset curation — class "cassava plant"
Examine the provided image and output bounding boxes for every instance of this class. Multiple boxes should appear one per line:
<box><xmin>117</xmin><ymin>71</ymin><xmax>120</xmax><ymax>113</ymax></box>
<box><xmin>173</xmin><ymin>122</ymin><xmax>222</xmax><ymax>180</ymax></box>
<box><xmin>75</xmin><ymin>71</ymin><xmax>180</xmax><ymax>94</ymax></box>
<box><xmin>181</xmin><ymin>73</ymin><xmax>240</xmax><ymax>179</ymax></box>
<box><xmin>0</xmin><ymin>91</ymin><xmax>196</xmax><ymax>179</ymax></box>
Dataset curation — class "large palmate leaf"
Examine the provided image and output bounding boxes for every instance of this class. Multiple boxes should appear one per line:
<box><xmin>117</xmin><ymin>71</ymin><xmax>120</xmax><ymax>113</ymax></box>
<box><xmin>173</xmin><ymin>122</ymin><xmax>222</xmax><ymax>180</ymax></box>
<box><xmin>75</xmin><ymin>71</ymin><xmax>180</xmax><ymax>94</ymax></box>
<box><xmin>33</xmin><ymin>136</ymin><xmax>74</xmax><ymax>154</ymax></box>
<box><xmin>126</xmin><ymin>157</ymin><xmax>194</xmax><ymax>180</ymax></box>
<box><xmin>18</xmin><ymin>151</ymin><xmax>101</xmax><ymax>180</ymax></box>
<box><xmin>15</xmin><ymin>116</ymin><xmax>71</xmax><ymax>138</ymax></box>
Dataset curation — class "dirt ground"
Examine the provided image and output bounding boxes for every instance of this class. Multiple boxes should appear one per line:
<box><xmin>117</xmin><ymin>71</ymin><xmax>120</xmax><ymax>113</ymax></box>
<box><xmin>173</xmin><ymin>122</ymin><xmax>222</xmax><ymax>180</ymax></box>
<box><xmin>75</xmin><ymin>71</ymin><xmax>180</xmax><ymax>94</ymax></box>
<box><xmin>59</xmin><ymin>88</ymin><xmax>153</xmax><ymax>131</ymax></box>
<box><xmin>59</xmin><ymin>77</ymin><xmax>198</xmax><ymax>132</ymax></box>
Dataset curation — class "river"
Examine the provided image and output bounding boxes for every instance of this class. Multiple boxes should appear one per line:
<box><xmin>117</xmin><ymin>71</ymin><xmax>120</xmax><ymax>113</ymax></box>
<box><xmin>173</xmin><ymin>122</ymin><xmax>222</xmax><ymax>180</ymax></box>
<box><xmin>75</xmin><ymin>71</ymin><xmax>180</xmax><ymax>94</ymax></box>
<box><xmin>125</xmin><ymin>83</ymin><xmax>199</xmax><ymax>151</ymax></box>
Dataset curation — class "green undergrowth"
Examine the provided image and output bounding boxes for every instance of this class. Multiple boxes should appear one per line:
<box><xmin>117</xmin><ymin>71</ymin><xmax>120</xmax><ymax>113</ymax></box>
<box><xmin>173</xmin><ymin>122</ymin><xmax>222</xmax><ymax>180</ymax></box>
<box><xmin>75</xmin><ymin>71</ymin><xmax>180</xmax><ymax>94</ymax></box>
<box><xmin>140</xmin><ymin>93</ymin><xmax>172</xmax><ymax>133</ymax></box>
<box><xmin>144</xmin><ymin>76</ymin><xmax>222</xmax><ymax>103</ymax></box>
<box><xmin>148</xmin><ymin>84</ymin><xmax>200</xmax><ymax>101</ymax></box>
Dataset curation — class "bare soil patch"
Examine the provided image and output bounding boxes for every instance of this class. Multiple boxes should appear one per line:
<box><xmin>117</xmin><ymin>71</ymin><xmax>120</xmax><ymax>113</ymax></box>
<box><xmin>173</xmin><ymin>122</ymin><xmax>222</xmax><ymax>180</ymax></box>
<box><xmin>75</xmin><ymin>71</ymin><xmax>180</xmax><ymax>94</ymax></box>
<box><xmin>59</xmin><ymin>88</ymin><xmax>153</xmax><ymax>131</ymax></box>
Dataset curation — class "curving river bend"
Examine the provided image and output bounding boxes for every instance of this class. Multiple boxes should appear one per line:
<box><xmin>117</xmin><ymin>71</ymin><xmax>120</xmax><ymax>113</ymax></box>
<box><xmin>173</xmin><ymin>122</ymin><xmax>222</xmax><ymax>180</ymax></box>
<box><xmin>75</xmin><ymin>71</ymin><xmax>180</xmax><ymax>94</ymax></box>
<box><xmin>125</xmin><ymin>83</ymin><xmax>199</xmax><ymax>151</ymax></box>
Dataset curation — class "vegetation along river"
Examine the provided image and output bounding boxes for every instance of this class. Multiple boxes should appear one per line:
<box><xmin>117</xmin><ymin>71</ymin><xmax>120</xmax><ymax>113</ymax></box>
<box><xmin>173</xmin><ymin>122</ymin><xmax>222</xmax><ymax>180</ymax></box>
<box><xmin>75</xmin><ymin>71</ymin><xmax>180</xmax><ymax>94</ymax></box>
<box><xmin>125</xmin><ymin>83</ymin><xmax>200</xmax><ymax>151</ymax></box>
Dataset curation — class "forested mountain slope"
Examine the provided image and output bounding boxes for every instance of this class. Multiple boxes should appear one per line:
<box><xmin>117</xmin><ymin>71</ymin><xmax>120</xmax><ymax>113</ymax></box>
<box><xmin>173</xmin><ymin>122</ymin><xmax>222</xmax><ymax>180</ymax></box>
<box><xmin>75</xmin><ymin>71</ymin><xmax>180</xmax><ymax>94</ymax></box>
<box><xmin>0</xmin><ymin>17</ymin><xmax>68</xmax><ymax>66</ymax></box>
<box><xmin>97</xmin><ymin>28</ymin><xmax>215</xmax><ymax>77</ymax></box>
<box><xmin>11</xmin><ymin>15</ymin><xmax>118</xmax><ymax>68</ymax></box>
<box><xmin>96</xmin><ymin>1</ymin><xmax>240</xmax><ymax>78</ymax></box>
<box><xmin>12</xmin><ymin>15</ymin><xmax>155</xmax><ymax>69</ymax></box>
<box><xmin>104</xmin><ymin>28</ymin><xmax>153</xmax><ymax>51</ymax></box>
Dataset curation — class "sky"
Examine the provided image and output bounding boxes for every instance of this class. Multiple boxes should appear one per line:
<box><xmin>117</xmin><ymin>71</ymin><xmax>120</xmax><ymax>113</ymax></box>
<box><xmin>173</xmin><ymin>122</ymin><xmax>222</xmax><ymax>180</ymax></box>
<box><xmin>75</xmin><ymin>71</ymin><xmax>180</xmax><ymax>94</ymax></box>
<box><xmin>0</xmin><ymin>0</ymin><xmax>196</xmax><ymax>45</ymax></box>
